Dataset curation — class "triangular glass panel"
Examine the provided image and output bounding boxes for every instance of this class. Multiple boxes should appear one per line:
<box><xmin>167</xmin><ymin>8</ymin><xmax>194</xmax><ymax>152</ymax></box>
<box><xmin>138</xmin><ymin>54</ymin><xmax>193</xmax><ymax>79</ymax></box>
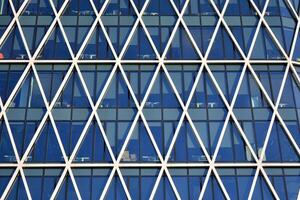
<box><xmin>98</xmin><ymin>70</ymin><xmax>138</xmax><ymax>158</ymax></box>
<box><xmin>265</xmin><ymin>168</ymin><xmax>300</xmax><ymax>200</ymax></box>
<box><xmin>265</xmin><ymin>0</ymin><xmax>297</xmax><ymax>54</ymax></box>
<box><xmin>0</xmin><ymin>64</ymin><xmax>25</xmax><ymax>104</ymax></box>
<box><xmin>104</xmin><ymin>171</ymin><xmax>128</xmax><ymax>199</ymax></box>
<box><xmin>80</xmin><ymin>25</ymin><xmax>114</xmax><ymax>60</ymax></box>
<box><xmin>218</xmin><ymin>168</ymin><xmax>256</xmax><ymax>199</ymax></box>
<box><xmin>252</xmin><ymin>64</ymin><xmax>285</xmax><ymax>104</ymax></box>
<box><xmin>183</xmin><ymin>0</ymin><xmax>217</xmax><ymax>55</ymax></box>
<box><xmin>35</xmin><ymin>64</ymin><xmax>69</xmax><ymax>103</ymax></box>
<box><xmin>25</xmin><ymin>168</ymin><xmax>64</xmax><ymax>199</ymax></box>
<box><xmin>0</xmin><ymin>119</ymin><xmax>17</xmax><ymax>163</ymax></box>
<box><xmin>124</xmin><ymin>26</ymin><xmax>156</xmax><ymax>60</ymax></box>
<box><xmin>121</xmin><ymin>168</ymin><xmax>159</xmax><ymax>200</ymax></box>
<box><xmin>8</xmin><ymin>70</ymin><xmax>46</xmax><ymax>108</ymax></box>
<box><xmin>79</xmin><ymin>64</ymin><xmax>113</xmax><ymax>103</ymax></box>
<box><xmin>56</xmin><ymin>172</ymin><xmax>78</xmax><ymax>199</ymax></box>
<box><xmin>74</xmin><ymin>119</ymin><xmax>112</xmax><ymax>163</ymax></box>
<box><xmin>252</xmin><ymin>174</ymin><xmax>275</xmax><ymax>199</ymax></box>
<box><xmin>209</xmin><ymin>26</ymin><xmax>242</xmax><ymax>59</ymax></box>
<box><xmin>153</xmin><ymin>172</ymin><xmax>177</xmax><ymax>200</ymax></box>
<box><xmin>166</xmin><ymin>64</ymin><xmax>199</xmax><ymax>104</ymax></box>
<box><xmin>122</xmin><ymin>64</ymin><xmax>156</xmax><ymax>104</ymax></box>
<box><xmin>19</xmin><ymin>0</ymin><xmax>55</xmax><ymax>55</ymax></box>
<box><xmin>54</xmin><ymin>121</ymin><xmax>86</xmax><ymax>158</ymax></box>
<box><xmin>143</xmin><ymin>70</ymin><xmax>182</xmax><ymax>157</ymax></box>
<box><xmin>0</xmin><ymin>168</ymin><xmax>15</xmax><ymax>196</ymax></box>
<box><xmin>224</xmin><ymin>1</ymin><xmax>258</xmax><ymax>55</ymax></box>
<box><xmin>0</xmin><ymin>25</ymin><xmax>28</xmax><ymax>60</ymax></box>
<box><xmin>203</xmin><ymin>172</ymin><xmax>226</xmax><ymax>200</ymax></box>
<box><xmin>216</xmin><ymin>121</ymin><xmax>256</xmax><ymax>162</ymax></box>
<box><xmin>102</xmin><ymin>0</ymin><xmax>137</xmax><ymax>55</ymax></box>
<box><xmin>251</xmin><ymin>27</ymin><xmax>285</xmax><ymax>59</ymax></box>
<box><xmin>6</xmin><ymin>174</ymin><xmax>28</xmax><ymax>199</ymax></box>
<box><xmin>169</xmin><ymin>119</ymin><xmax>207</xmax><ymax>162</ymax></box>
<box><xmin>144</xmin><ymin>69</ymin><xmax>182</xmax><ymax>108</ymax></box>
<box><xmin>142</xmin><ymin>0</ymin><xmax>177</xmax><ymax>55</ymax></box>
<box><xmin>171</xmin><ymin>168</ymin><xmax>208</xmax><ymax>199</ymax></box>
<box><xmin>234</xmin><ymin>70</ymin><xmax>272</xmax><ymax>109</ymax></box>
<box><xmin>166</xmin><ymin>26</ymin><xmax>200</xmax><ymax>60</ymax></box>
<box><xmin>188</xmin><ymin>69</ymin><xmax>227</xmax><ymax>109</ymax></box>
<box><xmin>38</xmin><ymin>26</ymin><xmax>72</xmax><ymax>60</ymax></box>
<box><xmin>279</xmin><ymin>71</ymin><xmax>300</xmax><ymax>109</ymax></box>
<box><xmin>208</xmin><ymin>64</ymin><xmax>243</xmax><ymax>103</ymax></box>
<box><xmin>54</xmin><ymin>69</ymin><xmax>91</xmax><ymax>108</ymax></box>
<box><xmin>73</xmin><ymin>168</ymin><xmax>111</xmax><ymax>200</ymax></box>
<box><xmin>233</xmin><ymin>70</ymin><xmax>273</xmax><ymax>157</ymax></box>
<box><xmin>121</xmin><ymin>119</ymin><xmax>160</xmax><ymax>162</ymax></box>
<box><xmin>278</xmin><ymin>72</ymin><xmax>300</xmax><ymax>147</ymax></box>
<box><xmin>265</xmin><ymin>120</ymin><xmax>299</xmax><ymax>162</ymax></box>
<box><xmin>293</xmin><ymin>30</ymin><xmax>300</xmax><ymax>61</ymax></box>
<box><xmin>26</xmin><ymin>120</ymin><xmax>64</xmax><ymax>163</ymax></box>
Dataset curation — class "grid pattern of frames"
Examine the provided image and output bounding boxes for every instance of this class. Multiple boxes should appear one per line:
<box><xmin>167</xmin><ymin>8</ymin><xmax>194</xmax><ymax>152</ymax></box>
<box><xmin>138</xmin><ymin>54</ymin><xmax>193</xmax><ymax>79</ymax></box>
<box><xmin>0</xmin><ymin>0</ymin><xmax>300</xmax><ymax>199</ymax></box>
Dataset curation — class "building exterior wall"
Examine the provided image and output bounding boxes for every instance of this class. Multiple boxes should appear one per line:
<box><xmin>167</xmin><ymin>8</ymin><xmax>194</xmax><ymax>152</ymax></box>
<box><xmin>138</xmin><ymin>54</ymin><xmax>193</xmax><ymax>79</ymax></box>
<box><xmin>0</xmin><ymin>0</ymin><xmax>299</xmax><ymax>199</ymax></box>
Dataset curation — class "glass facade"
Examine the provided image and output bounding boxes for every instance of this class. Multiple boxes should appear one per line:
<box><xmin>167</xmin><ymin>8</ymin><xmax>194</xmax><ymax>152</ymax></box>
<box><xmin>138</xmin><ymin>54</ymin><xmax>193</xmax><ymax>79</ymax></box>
<box><xmin>0</xmin><ymin>0</ymin><xmax>299</xmax><ymax>199</ymax></box>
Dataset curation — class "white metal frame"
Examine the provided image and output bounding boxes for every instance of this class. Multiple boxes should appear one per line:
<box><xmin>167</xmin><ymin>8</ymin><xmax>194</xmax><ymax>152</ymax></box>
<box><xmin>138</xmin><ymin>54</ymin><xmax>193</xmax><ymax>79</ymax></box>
<box><xmin>0</xmin><ymin>0</ymin><xmax>299</xmax><ymax>199</ymax></box>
